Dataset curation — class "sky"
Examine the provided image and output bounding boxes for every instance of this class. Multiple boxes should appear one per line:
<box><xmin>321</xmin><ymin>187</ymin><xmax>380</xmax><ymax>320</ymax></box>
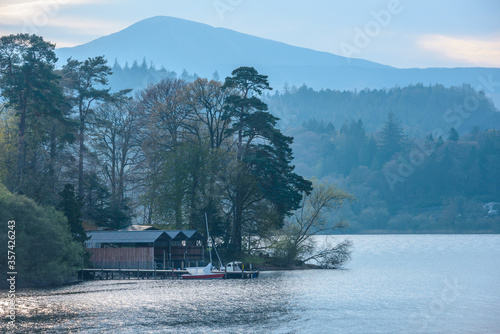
<box><xmin>0</xmin><ymin>0</ymin><xmax>499</xmax><ymax>69</ymax></box>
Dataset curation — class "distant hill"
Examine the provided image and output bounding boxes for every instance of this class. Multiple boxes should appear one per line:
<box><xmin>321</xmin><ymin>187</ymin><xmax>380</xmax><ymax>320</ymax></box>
<box><xmin>55</xmin><ymin>16</ymin><xmax>500</xmax><ymax>106</ymax></box>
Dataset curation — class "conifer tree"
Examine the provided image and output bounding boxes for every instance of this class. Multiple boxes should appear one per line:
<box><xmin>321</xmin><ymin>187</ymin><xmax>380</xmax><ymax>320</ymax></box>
<box><xmin>380</xmin><ymin>111</ymin><xmax>405</xmax><ymax>161</ymax></box>
<box><xmin>59</xmin><ymin>183</ymin><xmax>87</xmax><ymax>244</ymax></box>
<box><xmin>448</xmin><ymin>127</ymin><xmax>459</xmax><ymax>142</ymax></box>
<box><xmin>0</xmin><ymin>34</ymin><xmax>64</xmax><ymax>193</ymax></box>
<box><xmin>223</xmin><ymin>67</ymin><xmax>312</xmax><ymax>255</ymax></box>
<box><xmin>62</xmin><ymin>56</ymin><xmax>113</xmax><ymax>200</ymax></box>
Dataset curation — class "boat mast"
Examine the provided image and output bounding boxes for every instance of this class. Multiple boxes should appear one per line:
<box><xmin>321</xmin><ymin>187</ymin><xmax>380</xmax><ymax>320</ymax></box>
<box><xmin>205</xmin><ymin>212</ymin><xmax>224</xmax><ymax>267</ymax></box>
<box><xmin>205</xmin><ymin>213</ymin><xmax>213</xmax><ymax>264</ymax></box>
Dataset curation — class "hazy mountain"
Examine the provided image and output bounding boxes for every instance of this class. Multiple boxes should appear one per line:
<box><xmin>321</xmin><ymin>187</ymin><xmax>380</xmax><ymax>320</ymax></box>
<box><xmin>55</xmin><ymin>16</ymin><xmax>500</xmax><ymax>106</ymax></box>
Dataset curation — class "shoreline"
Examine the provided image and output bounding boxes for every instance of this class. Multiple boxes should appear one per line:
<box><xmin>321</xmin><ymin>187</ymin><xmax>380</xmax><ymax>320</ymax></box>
<box><xmin>257</xmin><ymin>263</ymin><xmax>321</xmax><ymax>271</ymax></box>
<box><xmin>325</xmin><ymin>231</ymin><xmax>500</xmax><ymax>235</ymax></box>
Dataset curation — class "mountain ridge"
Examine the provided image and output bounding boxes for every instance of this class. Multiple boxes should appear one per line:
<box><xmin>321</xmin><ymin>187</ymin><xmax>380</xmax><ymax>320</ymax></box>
<box><xmin>55</xmin><ymin>16</ymin><xmax>500</xmax><ymax>106</ymax></box>
<box><xmin>57</xmin><ymin>16</ymin><xmax>388</xmax><ymax>70</ymax></box>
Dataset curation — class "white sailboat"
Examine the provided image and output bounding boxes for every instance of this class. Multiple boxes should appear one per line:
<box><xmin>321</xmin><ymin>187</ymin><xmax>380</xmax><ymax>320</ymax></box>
<box><xmin>182</xmin><ymin>214</ymin><xmax>225</xmax><ymax>280</ymax></box>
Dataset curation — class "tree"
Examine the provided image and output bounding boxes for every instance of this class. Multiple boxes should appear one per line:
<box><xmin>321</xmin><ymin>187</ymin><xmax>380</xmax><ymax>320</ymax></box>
<box><xmin>184</xmin><ymin>78</ymin><xmax>233</xmax><ymax>231</ymax></box>
<box><xmin>137</xmin><ymin>78</ymin><xmax>190</xmax><ymax>227</ymax></box>
<box><xmin>58</xmin><ymin>183</ymin><xmax>86</xmax><ymax>244</ymax></box>
<box><xmin>436</xmin><ymin>136</ymin><xmax>445</xmax><ymax>147</ymax></box>
<box><xmin>139</xmin><ymin>78</ymin><xmax>229</xmax><ymax>231</ymax></box>
<box><xmin>336</xmin><ymin>119</ymin><xmax>368</xmax><ymax>175</ymax></box>
<box><xmin>62</xmin><ymin>56</ymin><xmax>113</xmax><ymax>200</ymax></box>
<box><xmin>82</xmin><ymin>168</ymin><xmax>111</xmax><ymax>227</ymax></box>
<box><xmin>0</xmin><ymin>34</ymin><xmax>64</xmax><ymax>193</ymax></box>
<box><xmin>380</xmin><ymin>111</ymin><xmax>405</xmax><ymax>162</ymax></box>
<box><xmin>0</xmin><ymin>183</ymin><xmax>84</xmax><ymax>287</ymax></box>
<box><xmin>0</xmin><ymin>106</ymin><xmax>17</xmax><ymax>187</ymax></box>
<box><xmin>448</xmin><ymin>127</ymin><xmax>459</xmax><ymax>142</ymax></box>
<box><xmin>269</xmin><ymin>180</ymin><xmax>354</xmax><ymax>267</ymax></box>
<box><xmin>222</xmin><ymin>67</ymin><xmax>313</xmax><ymax>255</ymax></box>
<box><xmin>185</xmin><ymin>78</ymin><xmax>232</xmax><ymax>149</ymax></box>
<box><xmin>91</xmin><ymin>99</ymin><xmax>140</xmax><ymax>229</ymax></box>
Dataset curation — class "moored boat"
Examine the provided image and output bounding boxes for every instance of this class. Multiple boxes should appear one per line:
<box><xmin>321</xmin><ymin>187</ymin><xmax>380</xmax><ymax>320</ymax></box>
<box><xmin>181</xmin><ymin>215</ymin><xmax>259</xmax><ymax>280</ymax></box>
<box><xmin>219</xmin><ymin>261</ymin><xmax>260</xmax><ymax>279</ymax></box>
<box><xmin>181</xmin><ymin>263</ymin><xmax>225</xmax><ymax>280</ymax></box>
<box><xmin>182</xmin><ymin>273</ymin><xmax>225</xmax><ymax>279</ymax></box>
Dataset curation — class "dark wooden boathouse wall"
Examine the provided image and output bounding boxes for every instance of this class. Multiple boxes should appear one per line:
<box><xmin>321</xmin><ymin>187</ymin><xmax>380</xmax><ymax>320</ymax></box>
<box><xmin>90</xmin><ymin>247</ymin><xmax>154</xmax><ymax>269</ymax></box>
<box><xmin>85</xmin><ymin>230</ymin><xmax>205</xmax><ymax>270</ymax></box>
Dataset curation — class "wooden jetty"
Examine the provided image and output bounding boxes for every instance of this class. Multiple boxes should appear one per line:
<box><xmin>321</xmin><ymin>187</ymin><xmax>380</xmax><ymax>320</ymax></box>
<box><xmin>215</xmin><ymin>270</ymin><xmax>260</xmax><ymax>279</ymax></box>
<box><xmin>79</xmin><ymin>268</ymin><xmax>259</xmax><ymax>280</ymax></box>
<box><xmin>80</xmin><ymin>268</ymin><xmax>188</xmax><ymax>280</ymax></box>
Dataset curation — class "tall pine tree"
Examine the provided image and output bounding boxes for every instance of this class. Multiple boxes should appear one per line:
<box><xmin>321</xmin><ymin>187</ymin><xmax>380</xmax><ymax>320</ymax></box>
<box><xmin>0</xmin><ymin>34</ymin><xmax>64</xmax><ymax>194</ymax></box>
<box><xmin>222</xmin><ymin>67</ymin><xmax>312</xmax><ymax>255</ymax></box>
<box><xmin>62</xmin><ymin>56</ymin><xmax>113</xmax><ymax>200</ymax></box>
<box><xmin>380</xmin><ymin>111</ymin><xmax>405</xmax><ymax>162</ymax></box>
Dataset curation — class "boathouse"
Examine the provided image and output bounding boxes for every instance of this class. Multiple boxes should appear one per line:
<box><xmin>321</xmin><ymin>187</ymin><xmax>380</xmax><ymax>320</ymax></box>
<box><xmin>85</xmin><ymin>230</ymin><xmax>204</xmax><ymax>270</ymax></box>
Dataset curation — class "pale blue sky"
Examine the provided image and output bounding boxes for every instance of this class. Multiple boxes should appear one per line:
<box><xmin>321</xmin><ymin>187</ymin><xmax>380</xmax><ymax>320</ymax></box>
<box><xmin>1</xmin><ymin>0</ymin><xmax>499</xmax><ymax>68</ymax></box>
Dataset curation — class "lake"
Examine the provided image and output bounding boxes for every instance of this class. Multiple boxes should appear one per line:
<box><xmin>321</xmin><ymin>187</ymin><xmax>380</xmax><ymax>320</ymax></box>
<box><xmin>1</xmin><ymin>234</ymin><xmax>499</xmax><ymax>333</ymax></box>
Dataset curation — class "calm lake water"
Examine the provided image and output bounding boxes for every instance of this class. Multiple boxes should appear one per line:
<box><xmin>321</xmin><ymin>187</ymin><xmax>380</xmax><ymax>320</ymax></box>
<box><xmin>1</xmin><ymin>234</ymin><xmax>499</xmax><ymax>333</ymax></box>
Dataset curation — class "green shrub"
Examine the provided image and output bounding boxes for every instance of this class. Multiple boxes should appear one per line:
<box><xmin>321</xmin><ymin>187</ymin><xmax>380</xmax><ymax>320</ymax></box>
<box><xmin>0</xmin><ymin>184</ymin><xmax>84</xmax><ymax>287</ymax></box>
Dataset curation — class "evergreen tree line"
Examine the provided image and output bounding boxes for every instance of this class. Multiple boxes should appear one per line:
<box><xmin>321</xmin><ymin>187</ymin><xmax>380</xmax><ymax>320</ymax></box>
<box><xmin>291</xmin><ymin>114</ymin><xmax>500</xmax><ymax>233</ymax></box>
<box><xmin>107</xmin><ymin>57</ymin><xmax>206</xmax><ymax>93</ymax></box>
<box><xmin>266</xmin><ymin>83</ymin><xmax>500</xmax><ymax>137</ymax></box>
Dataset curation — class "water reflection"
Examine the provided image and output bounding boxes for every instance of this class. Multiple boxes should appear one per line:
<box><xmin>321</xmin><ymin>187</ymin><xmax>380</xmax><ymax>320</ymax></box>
<box><xmin>2</xmin><ymin>272</ymin><xmax>297</xmax><ymax>333</ymax></box>
<box><xmin>2</xmin><ymin>235</ymin><xmax>499</xmax><ymax>333</ymax></box>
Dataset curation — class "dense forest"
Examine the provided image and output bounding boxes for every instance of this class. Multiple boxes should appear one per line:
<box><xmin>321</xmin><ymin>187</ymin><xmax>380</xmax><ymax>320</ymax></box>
<box><xmin>266</xmin><ymin>83</ymin><xmax>500</xmax><ymax>137</ymax></box>
<box><xmin>289</xmin><ymin>116</ymin><xmax>500</xmax><ymax>233</ymax></box>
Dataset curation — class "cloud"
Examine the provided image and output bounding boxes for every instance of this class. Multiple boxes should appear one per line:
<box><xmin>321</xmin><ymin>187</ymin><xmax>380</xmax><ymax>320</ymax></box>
<box><xmin>28</xmin><ymin>15</ymin><xmax>123</xmax><ymax>34</ymax></box>
<box><xmin>419</xmin><ymin>34</ymin><xmax>500</xmax><ymax>67</ymax></box>
<box><xmin>0</xmin><ymin>0</ymin><xmax>123</xmax><ymax>44</ymax></box>
<box><xmin>0</xmin><ymin>0</ymin><xmax>106</xmax><ymax>25</ymax></box>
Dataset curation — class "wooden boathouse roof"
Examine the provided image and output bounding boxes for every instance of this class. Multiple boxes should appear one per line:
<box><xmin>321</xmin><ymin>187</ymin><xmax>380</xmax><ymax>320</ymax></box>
<box><xmin>85</xmin><ymin>230</ymin><xmax>203</xmax><ymax>245</ymax></box>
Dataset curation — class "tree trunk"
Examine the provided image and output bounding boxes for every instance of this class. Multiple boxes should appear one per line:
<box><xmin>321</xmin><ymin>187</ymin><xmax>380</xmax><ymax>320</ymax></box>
<box><xmin>110</xmin><ymin>138</ymin><xmax>116</xmax><ymax>210</ymax></box>
<box><xmin>49</xmin><ymin>123</ymin><xmax>57</xmax><ymax>178</ymax></box>
<box><xmin>78</xmin><ymin>121</ymin><xmax>85</xmax><ymax>200</ymax></box>
<box><xmin>231</xmin><ymin>187</ymin><xmax>243</xmax><ymax>255</ymax></box>
<box><xmin>117</xmin><ymin>163</ymin><xmax>125</xmax><ymax>215</ymax></box>
<box><xmin>16</xmin><ymin>107</ymin><xmax>27</xmax><ymax>192</ymax></box>
<box><xmin>146</xmin><ymin>204</ymin><xmax>153</xmax><ymax>225</ymax></box>
<box><xmin>230</xmin><ymin>109</ymin><xmax>245</xmax><ymax>255</ymax></box>
<box><xmin>174</xmin><ymin>194</ymin><xmax>183</xmax><ymax>229</ymax></box>
<box><xmin>188</xmin><ymin>171</ymin><xmax>198</xmax><ymax>230</ymax></box>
